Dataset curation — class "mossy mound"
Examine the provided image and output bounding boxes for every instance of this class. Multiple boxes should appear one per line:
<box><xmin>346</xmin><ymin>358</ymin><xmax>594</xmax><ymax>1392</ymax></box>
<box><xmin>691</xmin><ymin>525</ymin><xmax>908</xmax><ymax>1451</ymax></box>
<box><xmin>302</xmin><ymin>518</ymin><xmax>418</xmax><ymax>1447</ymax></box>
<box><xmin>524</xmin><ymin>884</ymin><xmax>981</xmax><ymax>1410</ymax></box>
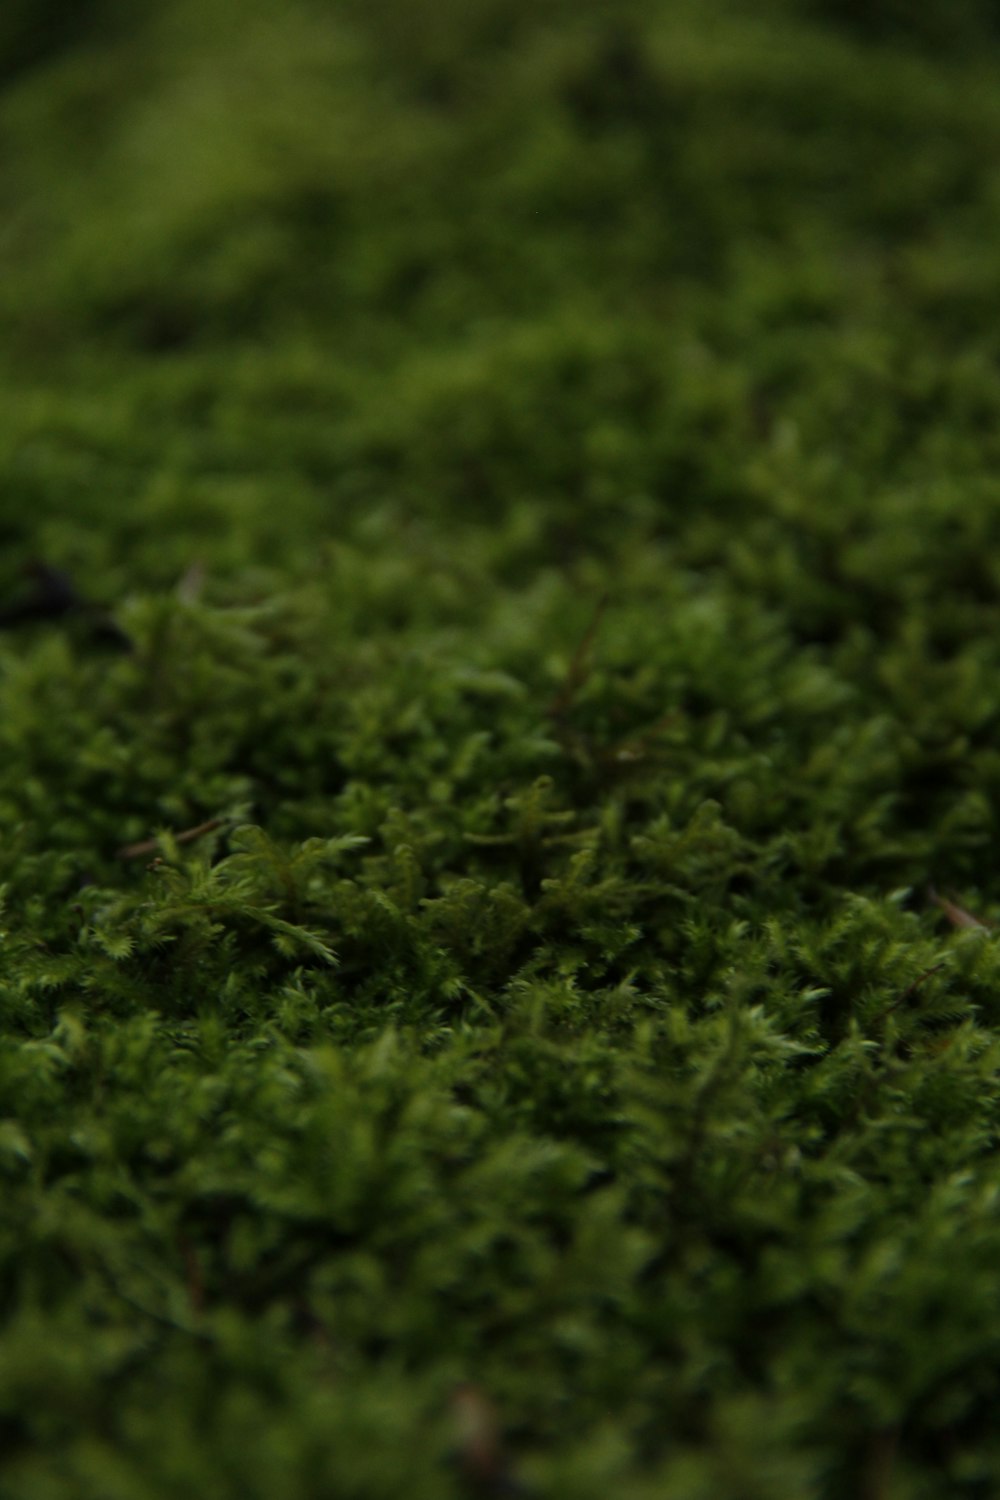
<box><xmin>4</xmin><ymin>3</ymin><xmax>1000</xmax><ymax>1496</ymax></box>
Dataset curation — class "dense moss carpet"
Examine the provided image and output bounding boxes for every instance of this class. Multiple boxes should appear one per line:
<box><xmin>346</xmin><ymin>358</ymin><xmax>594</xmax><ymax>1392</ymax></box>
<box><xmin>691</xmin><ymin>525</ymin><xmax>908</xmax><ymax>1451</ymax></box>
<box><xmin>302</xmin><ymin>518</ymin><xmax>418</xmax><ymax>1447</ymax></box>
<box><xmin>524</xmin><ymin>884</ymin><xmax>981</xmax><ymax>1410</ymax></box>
<box><xmin>5</xmin><ymin>2</ymin><xmax>1000</xmax><ymax>1495</ymax></box>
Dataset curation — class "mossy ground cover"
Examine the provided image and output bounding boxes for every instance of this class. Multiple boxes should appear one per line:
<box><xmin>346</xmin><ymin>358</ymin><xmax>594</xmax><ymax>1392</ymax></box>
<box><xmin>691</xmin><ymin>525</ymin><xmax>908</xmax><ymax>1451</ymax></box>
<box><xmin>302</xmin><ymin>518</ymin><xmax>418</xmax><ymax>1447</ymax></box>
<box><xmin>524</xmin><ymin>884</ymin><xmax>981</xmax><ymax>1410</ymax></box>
<box><xmin>4</xmin><ymin>1</ymin><xmax>1000</xmax><ymax>1495</ymax></box>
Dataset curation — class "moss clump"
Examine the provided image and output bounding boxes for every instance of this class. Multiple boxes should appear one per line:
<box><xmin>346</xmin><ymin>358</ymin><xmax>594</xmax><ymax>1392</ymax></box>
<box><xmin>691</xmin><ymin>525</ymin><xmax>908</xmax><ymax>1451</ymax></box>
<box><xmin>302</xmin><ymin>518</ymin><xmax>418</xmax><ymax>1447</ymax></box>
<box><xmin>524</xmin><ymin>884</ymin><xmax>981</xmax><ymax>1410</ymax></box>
<box><xmin>4</xmin><ymin>2</ymin><xmax>1000</xmax><ymax>1496</ymax></box>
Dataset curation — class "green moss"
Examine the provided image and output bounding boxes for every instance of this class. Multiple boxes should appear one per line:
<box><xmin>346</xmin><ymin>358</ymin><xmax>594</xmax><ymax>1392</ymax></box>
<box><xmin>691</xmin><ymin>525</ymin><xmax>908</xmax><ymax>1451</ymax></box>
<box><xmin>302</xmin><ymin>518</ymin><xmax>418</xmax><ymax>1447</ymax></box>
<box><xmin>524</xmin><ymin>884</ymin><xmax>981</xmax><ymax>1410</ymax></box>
<box><xmin>3</xmin><ymin>2</ymin><xmax>1000</xmax><ymax>1495</ymax></box>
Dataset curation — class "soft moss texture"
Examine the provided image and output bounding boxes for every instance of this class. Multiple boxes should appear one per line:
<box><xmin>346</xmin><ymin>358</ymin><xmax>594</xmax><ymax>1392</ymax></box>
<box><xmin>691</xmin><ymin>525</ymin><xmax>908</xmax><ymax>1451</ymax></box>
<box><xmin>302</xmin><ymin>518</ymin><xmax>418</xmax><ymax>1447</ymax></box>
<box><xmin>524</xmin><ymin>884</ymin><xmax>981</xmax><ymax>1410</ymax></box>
<box><xmin>4</xmin><ymin>2</ymin><xmax>1000</xmax><ymax>1496</ymax></box>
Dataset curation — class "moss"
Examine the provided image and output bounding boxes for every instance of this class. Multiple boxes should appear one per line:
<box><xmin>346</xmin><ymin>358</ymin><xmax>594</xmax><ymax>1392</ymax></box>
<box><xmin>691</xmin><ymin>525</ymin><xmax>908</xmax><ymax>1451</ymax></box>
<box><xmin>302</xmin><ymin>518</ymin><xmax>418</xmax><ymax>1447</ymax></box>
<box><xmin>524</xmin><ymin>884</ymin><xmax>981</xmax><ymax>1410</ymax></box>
<box><xmin>3</xmin><ymin>1</ymin><xmax>1000</xmax><ymax>1495</ymax></box>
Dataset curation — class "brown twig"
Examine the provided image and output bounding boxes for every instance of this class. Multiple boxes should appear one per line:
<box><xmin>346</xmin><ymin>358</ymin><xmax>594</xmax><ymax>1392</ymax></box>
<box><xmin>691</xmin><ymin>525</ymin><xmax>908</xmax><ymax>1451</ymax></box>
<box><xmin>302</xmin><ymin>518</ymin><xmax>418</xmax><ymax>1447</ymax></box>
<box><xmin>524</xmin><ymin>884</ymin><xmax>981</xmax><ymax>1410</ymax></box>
<box><xmin>598</xmin><ymin>708</ymin><xmax>677</xmax><ymax>768</ymax></box>
<box><xmin>545</xmin><ymin>594</ymin><xmax>676</xmax><ymax>778</ymax></box>
<box><xmin>176</xmin><ymin>561</ymin><xmax>206</xmax><ymax>604</ymax></box>
<box><xmin>547</xmin><ymin>592</ymin><xmax>610</xmax><ymax>724</ymax></box>
<box><xmin>864</xmin><ymin>1425</ymin><xmax>900</xmax><ymax>1500</ymax></box>
<box><xmin>178</xmin><ymin>1233</ymin><xmax>205</xmax><ymax>1318</ymax></box>
<box><xmin>450</xmin><ymin>1384</ymin><xmax>525</xmax><ymax>1496</ymax></box>
<box><xmin>117</xmin><ymin>817</ymin><xmax>225</xmax><ymax>861</ymax></box>
<box><xmin>882</xmin><ymin>959</ymin><xmax>948</xmax><ymax>1019</ymax></box>
<box><xmin>928</xmin><ymin>885</ymin><xmax>992</xmax><ymax>931</ymax></box>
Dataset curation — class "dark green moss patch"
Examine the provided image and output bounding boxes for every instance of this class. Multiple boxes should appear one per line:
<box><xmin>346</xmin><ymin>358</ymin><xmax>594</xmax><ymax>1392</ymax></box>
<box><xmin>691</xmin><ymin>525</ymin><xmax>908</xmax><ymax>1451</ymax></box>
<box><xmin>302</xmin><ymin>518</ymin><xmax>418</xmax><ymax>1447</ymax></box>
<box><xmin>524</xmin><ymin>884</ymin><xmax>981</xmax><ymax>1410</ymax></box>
<box><xmin>4</xmin><ymin>2</ymin><xmax>1000</xmax><ymax>1495</ymax></box>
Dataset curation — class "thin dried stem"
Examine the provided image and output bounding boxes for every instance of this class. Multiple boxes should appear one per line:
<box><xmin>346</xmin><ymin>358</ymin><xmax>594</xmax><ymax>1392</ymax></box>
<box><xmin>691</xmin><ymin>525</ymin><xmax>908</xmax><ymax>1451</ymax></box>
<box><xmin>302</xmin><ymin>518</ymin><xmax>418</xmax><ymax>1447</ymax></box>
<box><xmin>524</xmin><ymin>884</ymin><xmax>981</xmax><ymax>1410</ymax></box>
<box><xmin>547</xmin><ymin>592</ymin><xmax>610</xmax><ymax>724</ymax></box>
<box><xmin>118</xmin><ymin>817</ymin><xmax>225</xmax><ymax>861</ymax></box>
<box><xmin>928</xmin><ymin>885</ymin><xmax>992</xmax><ymax>931</ymax></box>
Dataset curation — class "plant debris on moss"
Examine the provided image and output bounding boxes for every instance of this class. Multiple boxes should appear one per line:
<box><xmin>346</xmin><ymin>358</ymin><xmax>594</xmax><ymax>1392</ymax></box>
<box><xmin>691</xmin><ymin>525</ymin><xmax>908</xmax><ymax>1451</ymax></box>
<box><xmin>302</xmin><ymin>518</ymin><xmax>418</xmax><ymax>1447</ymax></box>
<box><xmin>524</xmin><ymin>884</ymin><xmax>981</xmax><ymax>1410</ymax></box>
<box><xmin>5</xmin><ymin>2</ymin><xmax>1000</xmax><ymax>1496</ymax></box>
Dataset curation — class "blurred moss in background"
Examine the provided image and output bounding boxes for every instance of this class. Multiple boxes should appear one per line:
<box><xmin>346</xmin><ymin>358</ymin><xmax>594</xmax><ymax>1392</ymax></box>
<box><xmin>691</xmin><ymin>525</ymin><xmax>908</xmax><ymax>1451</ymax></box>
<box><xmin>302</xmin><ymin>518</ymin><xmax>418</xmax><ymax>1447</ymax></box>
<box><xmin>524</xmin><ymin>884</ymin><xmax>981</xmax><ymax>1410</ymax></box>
<box><xmin>2</xmin><ymin>0</ymin><xmax>999</xmax><ymax>577</ymax></box>
<box><xmin>3</xmin><ymin>0</ymin><xmax>1000</xmax><ymax>595</ymax></box>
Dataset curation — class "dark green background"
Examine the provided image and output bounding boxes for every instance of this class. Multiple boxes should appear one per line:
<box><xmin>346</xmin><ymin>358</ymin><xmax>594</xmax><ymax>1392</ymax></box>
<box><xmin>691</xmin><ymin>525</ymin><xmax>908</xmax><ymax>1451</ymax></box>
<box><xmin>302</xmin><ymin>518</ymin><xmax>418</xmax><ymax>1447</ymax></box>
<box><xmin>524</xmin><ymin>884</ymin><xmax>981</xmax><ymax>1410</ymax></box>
<box><xmin>4</xmin><ymin>3</ymin><xmax>1000</xmax><ymax>1496</ymax></box>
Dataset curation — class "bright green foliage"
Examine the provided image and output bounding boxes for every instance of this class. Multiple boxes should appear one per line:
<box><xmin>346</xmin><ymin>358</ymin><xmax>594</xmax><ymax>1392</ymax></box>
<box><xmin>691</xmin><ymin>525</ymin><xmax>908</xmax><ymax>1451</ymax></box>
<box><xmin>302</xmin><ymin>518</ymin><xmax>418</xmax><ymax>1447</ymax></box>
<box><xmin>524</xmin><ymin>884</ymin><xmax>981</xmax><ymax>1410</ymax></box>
<box><xmin>4</xmin><ymin>2</ymin><xmax>1000</xmax><ymax>1496</ymax></box>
